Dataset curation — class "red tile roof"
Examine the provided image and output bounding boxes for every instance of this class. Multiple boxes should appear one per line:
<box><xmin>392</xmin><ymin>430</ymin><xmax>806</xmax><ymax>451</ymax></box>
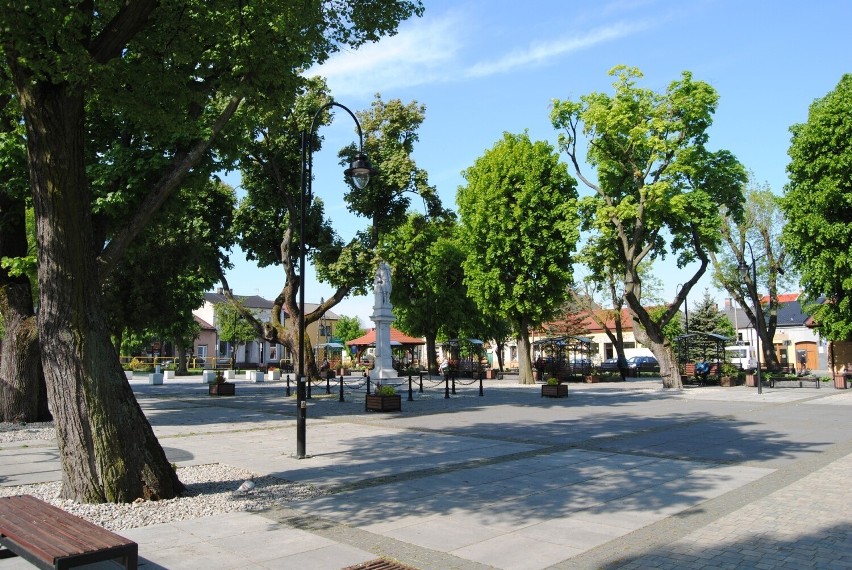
<box><xmin>347</xmin><ymin>327</ymin><xmax>425</xmax><ymax>346</ymax></box>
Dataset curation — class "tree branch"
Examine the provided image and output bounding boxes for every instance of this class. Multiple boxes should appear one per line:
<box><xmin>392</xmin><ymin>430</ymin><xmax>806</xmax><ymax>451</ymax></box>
<box><xmin>98</xmin><ymin>93</ymin><xmax>244</xmax><ymax>278</ymax></box>
<box><xmin>88</xmin><ymin>0</ymin><xmax>159</xmax><ymax>64</ymax></box>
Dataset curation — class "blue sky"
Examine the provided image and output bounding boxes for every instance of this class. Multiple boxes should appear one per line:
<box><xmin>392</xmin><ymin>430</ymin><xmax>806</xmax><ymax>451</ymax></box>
<box><xmin>221</xmin><ymin>0</ymin><xmax>851</xmax><ymax>326</ymax></box>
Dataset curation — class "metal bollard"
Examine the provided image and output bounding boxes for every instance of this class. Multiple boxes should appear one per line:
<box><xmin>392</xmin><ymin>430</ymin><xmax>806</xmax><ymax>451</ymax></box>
<box><xmin>307</xmin><ymin>376</ymin><xmax>312</xmax><ymax>399</ymax></box>
<box><xmin>339</xmin><ymin>374</ymin><xmax>345</xmax><ymax>402</ymax></box>
<box><xmin>444</xmin><ymin>373</ymin><xmax>450</xmax><ymax>399</ymax></box>
<box><xmin>479</xmin><ymin>374</ymin><xmax>484</xmax><ymax>396</ymax></box>
<box><xmin>451</xmin><ymin>371</ymin><xmax>456</xmax><ymax>395</ymax></box>
<box><xmin>286</xmin><ymin>374</ymin><xmax>291</xmax><ymax>397</ymax></box>
<box><xmin>408</xmin><ymin>374</ymin><xmax>414</xmax><ymax>401</ymax></box>
<box><xmin>419</xmin><ymin>371</ymin><xmax>424</xmax><ymax>393</ymax></box>
<box><xmin>365</xmin><ymin>375</ymin><xmax>371</xmax><ymax>412</ymax></box>
<box><xmin>326</xmin><ymin>373</ymin><xmax>331</xmax><ymax>395</ymax></box>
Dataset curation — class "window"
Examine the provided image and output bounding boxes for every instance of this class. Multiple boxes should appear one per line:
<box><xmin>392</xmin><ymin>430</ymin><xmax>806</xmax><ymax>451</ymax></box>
<box><xmin>197</xmin><ymin>345</ymin><xmax>208</xmax><ymax>358</ymax></box>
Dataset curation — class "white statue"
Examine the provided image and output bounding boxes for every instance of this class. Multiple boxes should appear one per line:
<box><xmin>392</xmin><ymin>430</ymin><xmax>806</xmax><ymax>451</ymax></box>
<box><xmin>374</xmin><ymin>262</ymin><xmax>392</xmax><ymax>307</ymax></box>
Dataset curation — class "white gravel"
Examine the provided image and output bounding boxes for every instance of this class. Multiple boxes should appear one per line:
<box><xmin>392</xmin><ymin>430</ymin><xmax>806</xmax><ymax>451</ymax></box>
<box><xmin>0</xmin><ymin>423</ymin><xmax>326</xmax><ymax>531</ymax></box>
<box><xmin>0</xmin><ymin>421</ymin><xmax>55</xmax><ymax>442</ymax></box>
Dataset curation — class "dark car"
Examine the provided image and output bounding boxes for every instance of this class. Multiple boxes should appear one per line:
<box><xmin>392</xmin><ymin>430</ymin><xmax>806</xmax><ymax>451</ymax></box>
<box><xmin>598</xmin><ymin>358</ymin><xmax>621</xmax><ymax>372</ymax></box>
<box><xmin>627</xmin><ymin>356</ymin><xmax>659</xmax><ymax>376</ymax></box>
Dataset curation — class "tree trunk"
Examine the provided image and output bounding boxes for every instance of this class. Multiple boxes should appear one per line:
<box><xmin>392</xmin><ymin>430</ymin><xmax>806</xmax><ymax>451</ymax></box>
<box><xmin>495</xmin><ymin>340</ymin><xmax>505</xmax><ymax>371</ymax></box>
<box><xmin>425</xmin><ymin>334</ymin><xmax>438</xmax><ymax>374</ymax></box>
<box><xmin>516</xmin><ymin>318</ymin><xmax>534</xmax><ymax>384</ymax></box>
<box><xmin>15</xmin><ymin>73</ymin><xmax>183</xmax><ymax>502</ymax></box>
<box><xmin>630</xmin><ymin>313</ymin><xmax>682</xmax><ymax>388</ymax></box>
<box><xmin>0</xmin><ymin>294</ymin><xmax>49</xmax><ymax>423</ymax></box>
<box><xmin>0</xmin><ymin>193</ymin><xmax>51</xmax><ymax>422</ymax></box>
<box><xmin>624</xmin><ymin>274</ymin><xmax>683</xmax><ymax>389</ymax></box>
<box><xmin>175</xmin><ymin>340</ymin><xmax>188</xmax><ymax>375</ymax></box>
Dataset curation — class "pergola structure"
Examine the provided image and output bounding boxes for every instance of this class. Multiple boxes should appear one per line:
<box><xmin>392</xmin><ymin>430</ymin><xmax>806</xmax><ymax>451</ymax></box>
<box><xmin>441</xmin><ymin>338</ymin><xmax>486</xmax><ymax>377</ymax></box>
<box><xmin>532</xmin><ymin>335</ymin><xmax>593</xmax><ymax>380</ymax></box>
<box><xmin>346</xmin><ymin>327</ymin><xmax>425</xmax><ymax>370</ymax></box>
<box><xmin>674</xmin><ymin>332</ymin><xmax>731</xmax><ymax>366</ymax></box>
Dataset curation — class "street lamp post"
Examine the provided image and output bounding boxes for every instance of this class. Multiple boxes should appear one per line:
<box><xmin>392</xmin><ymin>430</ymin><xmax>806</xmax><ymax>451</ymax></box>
<box><xmin>297</xmin><ymin>102</ymin><xmax>375</xmax><ymax>459</ymax></box>
<box><xmin>738</xmin><ymin>241</ymin><xmax>762</xmax><ymax>395</ymax></box>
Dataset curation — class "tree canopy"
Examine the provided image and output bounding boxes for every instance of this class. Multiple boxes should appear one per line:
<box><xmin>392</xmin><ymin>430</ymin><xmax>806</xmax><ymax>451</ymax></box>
<box><xmin>382</xmin><ymin>211</ymin><xmax>471</xmax><ymax>372</ymax></box>
<box><xmin>782</xmin><ymin>74</ymin><xmax>852</xmax><ymax>340</ymax></box>
<box><xmin>710</xmin><ymin>176</ymin><xmax>791</xmax><ymax>367</ymax></box>
<box><xmin>1</xmin><ymin>0</ymin><xmax>423</xmax><ymax>503</ymax></box>
<box><xmin>551</xmin><ymin>66</ymin><xmax>747</xmax><ymax>388</ymax></box>
<box><xmin>457</xmin><ymin>131</ymin><xmax>579</xmax><ymax>384</ymax></box>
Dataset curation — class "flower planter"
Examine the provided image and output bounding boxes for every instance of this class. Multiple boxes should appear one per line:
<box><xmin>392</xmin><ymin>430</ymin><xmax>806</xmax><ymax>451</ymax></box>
<box><xmin>720</xmin><ymin>375</ymin><xmax>735</xmax><ymax>387</ymax></box>
<box><xmin>541</xmin><ymin>384</ymin><xmax>568</xmax><ymax>398</ymax></box>
<box><xmin>745</xmin><ymin>374</ymin><xmax>757</xmax><ymax>387</ymax></box>
<box><xmin>834</xmin><ymin>374</ymin><xmax>849</xmax><ymax>389</ymax></box>
<box><xmin>365</xmin><ymin>394</ymin><xmax>401</xmax><ymax>412</ymax></box>
<box><xmin>484</xmin><ymin>369</ymin><xmax>499</xmax><ymax>380</ymax></box>
<box><xmin>337</xmin><ymin>368</ymin><xmax>350</xmax><ymax>377</ymax></box>
<box><xmin>209</xmin><ymin>382</ymin><xmax>235</xmax><ymax>396</ymax></box>
<box><xmin>584</xmin><ymin>375</ymin><xmax>600</xmax><ymax>384</ymax></box>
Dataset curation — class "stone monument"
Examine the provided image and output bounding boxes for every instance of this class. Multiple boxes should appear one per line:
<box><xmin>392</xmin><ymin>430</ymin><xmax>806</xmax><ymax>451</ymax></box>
<box><xmin>371</xmin><ymin>261</ymin><xmax>398</xmax><ymax>380</ymax></box>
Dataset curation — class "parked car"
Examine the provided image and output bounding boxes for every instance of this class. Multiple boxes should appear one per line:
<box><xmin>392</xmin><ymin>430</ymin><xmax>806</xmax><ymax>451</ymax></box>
<box><xmin>627</xmin><ymin>356</ymin><xmax>659</xmax><ymax>376</ymax></box>
<box><xmin>598</xmin><ymin>358</ymin><xmax>620</xmax><ymax>372</ymax></box>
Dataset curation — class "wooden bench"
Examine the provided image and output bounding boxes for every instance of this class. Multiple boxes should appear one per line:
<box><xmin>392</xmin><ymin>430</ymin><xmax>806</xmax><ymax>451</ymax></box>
<box><xmin>682</xmin><ymin>363</ymin><xmax>719</xmax><ymax>386</ymax></box>
<box><xmin>768</xmin><ymin>375</ymin><xmax>820</xmax><ymax>388</ymax></box>
<box><xmin>0</xmin><ymin>495</ymin><xmax>137</xmax><ymax>569</ymax></box>
<box><xmin>682</xmin><ymin>363</ymin><xmax>696</xmax><ymax>384</ymax></box>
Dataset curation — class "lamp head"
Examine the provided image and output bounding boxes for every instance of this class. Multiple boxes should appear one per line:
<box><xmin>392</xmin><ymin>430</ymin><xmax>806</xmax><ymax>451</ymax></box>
<box><xmin>344</xmin><ymin>154</ymin><xmax>377</xmax><ymax>190</ymax></box>
<box><xmin>738</xmin><ymin>260</ymin><xmax>749</xmax><ymax>280</ymax></box>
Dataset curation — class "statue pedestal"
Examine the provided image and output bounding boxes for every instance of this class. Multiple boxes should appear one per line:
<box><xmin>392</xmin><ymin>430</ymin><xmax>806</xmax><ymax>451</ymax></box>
<box><xmin>371</xmin><ymin>261</ymin><xmax>398</xmax><ymax>381</ymax></box>
<box><xmin>371</xmin><ymin>306</ymin><xmax>397</xmax><ymax>380</ymax></box>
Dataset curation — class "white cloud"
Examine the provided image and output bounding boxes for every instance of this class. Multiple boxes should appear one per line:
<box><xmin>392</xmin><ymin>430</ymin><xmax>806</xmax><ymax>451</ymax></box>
<box><xmin>308</xmin><ymin>9</ymin><xmax>654</xmax><ymax>98</ymax></box>
<box><xmin>308</xmin><ymin>12</ymin><xmax>464</xmax><ymax>98</ymax></box>
<box><xmin>466</xmin><ymin>21</ymin><xmax>650</xmax><ymax>78</ymax></box>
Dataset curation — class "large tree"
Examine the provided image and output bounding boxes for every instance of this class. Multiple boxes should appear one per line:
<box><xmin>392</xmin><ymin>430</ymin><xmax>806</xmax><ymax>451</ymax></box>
<box><xmin>234</xmin><ymin>93</ymin><xmax>440</xmax><ymax>380</ymax></box>
<box><xmin>0</xmin><ymin>0</ymin><xmax>422</xmax><ymax>503</ymax></box>
<box><xmin>382</xmin><ymin>212</ymin><xmax>471</xmax><ymax>372</ymax></box>
<box><xmin>457</xmin><ymin>132</ymin><xmax>579</xmax><ymax>384</ymax></box>
<box><xmin>710</xmin><ymin>176</ymin><xmax>792</xmax><ymax>369</ymax></box>
<box><xmin>551</xmin><ymin>66</ymin><xmax>747</xmax><ymax>388</ymax></box>
<box><xmin>683</xmin><ymin>289</ymin><xmax>735</xmax><ymax>361</ymax></box>
<box><xmin>104</xmin><ymin>177</ymin><xmax>236</xmax><ymax>375</ymax></box>
<box><xmin>0</xmin><ymin>76</ymin><xmax>49</xmax><ymax>422</ymax></box>
<box><xmin>782</xmin><ymin>74</ymin><xmax>852</xmax><ymax>341</ymax></box>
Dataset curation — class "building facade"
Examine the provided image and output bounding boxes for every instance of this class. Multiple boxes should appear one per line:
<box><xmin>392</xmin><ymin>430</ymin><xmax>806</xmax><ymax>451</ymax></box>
<box><xmin>193</xmin><ymin>289</ymin><xmax>339</xmax><ymax>369</ymax></box>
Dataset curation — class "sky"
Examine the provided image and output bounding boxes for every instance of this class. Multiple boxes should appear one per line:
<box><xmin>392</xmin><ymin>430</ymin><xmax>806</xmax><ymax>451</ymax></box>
<box><xmin>220</xmin><ymin>0</ymin><xmax>851</xmax><ymax>326</ymax></box>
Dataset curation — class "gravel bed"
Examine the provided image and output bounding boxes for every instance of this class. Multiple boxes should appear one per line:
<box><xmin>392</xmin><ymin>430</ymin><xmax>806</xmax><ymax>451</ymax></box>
<box><xmin>0</xmin><ymin>463</ymin><xmax>326</xmax><ymax>531</ymax></box>
<box><xmin>0</xmin><ymin>421</ymin><xmax>56</xmax><ymax>442</ymax></box>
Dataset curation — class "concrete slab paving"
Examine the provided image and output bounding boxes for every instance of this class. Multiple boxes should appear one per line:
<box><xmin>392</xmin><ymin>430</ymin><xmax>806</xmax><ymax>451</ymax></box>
<box><xmin>1</xmin><ymin>377</ymin><xmax>851</xmax><ymax>569</ymax></box>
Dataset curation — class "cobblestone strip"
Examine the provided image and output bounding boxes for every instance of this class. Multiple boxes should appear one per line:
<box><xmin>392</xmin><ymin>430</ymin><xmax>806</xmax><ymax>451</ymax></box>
<box><xmin>259</xmin><ymin>505</ymin><xmax>494</xmax><ymax>570</ymax></box>
<box><xmin>550</xmin><ymin>438</ymin><xmax>852</xmax><ymax>569</ymax></box>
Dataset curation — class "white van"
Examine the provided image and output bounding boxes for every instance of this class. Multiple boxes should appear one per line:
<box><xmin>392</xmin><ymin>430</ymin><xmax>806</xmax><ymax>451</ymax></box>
<box><xmin>725</xmin><ymin>346</ymin><xmax>757</xmax><ymax>371</ymax></box>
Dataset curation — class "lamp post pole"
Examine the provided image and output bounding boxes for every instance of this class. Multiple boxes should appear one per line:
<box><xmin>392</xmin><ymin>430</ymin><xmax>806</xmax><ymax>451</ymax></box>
<box><xmin>297</xmin><ymin>102</ymin><xmax>376</xmax><ymax>459</ymax></box>
<box><xmin>739</xmin><ymin>241</ymin><xmax>762</xmax><ymax>395</ymax></box>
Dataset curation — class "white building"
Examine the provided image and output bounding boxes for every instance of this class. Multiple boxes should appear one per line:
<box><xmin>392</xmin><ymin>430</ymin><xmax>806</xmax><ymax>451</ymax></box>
<box><xmin>193</xmin><ymin>289</ymin><xmax>339</xmax><ymax>369</ymax></box>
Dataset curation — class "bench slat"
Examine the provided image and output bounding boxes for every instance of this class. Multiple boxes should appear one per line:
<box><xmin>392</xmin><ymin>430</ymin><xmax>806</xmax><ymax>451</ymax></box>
<box><xmin>1</xmin><ymin>496</ymin><xmax>133</xmax><ymax>553</ymax></box>
<box><xmin>0</xmin><ymin>495</ymin><xmax>136</xmax><ymax>569</ymax></box>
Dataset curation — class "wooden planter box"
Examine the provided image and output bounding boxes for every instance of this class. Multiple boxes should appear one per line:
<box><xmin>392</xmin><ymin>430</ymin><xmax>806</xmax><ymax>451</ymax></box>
<box><xmin>584</xmin><ymin>375</ymin><xmax>600</xmax><ymax>384</ymax></box>
<box><xmin>484</xmin><ymin>369</ymin><xmax>499</xmax><ymax>379</ymax></box>
<box><xmin>338</xmin><ymin>368</ymin><xmax>350</xmax><ymax>376</ymax></box>
<box><xmin>745</xmin><ymin>374</ymin><xmax>757</xmax><ymax>387</ymax></box>
<box><xmin>541</xmin><ymin>384</ymin><xmax>568</xmax><ymax>398</ymax></box>
<box><xmin>366</xmin><ymin>394</ymin><xmax>401</xmax><ymax>412</ymax></box>
<box><xmin>720</xmin><ymin>375</ymin><xmax>735</xmax><ymax>387</ymax></box>
<box><xmin>834</xmin><ymin>374</ymin><xmax>849</xmax><ymax>389</ymax></box>
<box><xmin>209</xmin><ymin>382</ymin><xmax>235</xmax><ymax>396</ymax></box>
